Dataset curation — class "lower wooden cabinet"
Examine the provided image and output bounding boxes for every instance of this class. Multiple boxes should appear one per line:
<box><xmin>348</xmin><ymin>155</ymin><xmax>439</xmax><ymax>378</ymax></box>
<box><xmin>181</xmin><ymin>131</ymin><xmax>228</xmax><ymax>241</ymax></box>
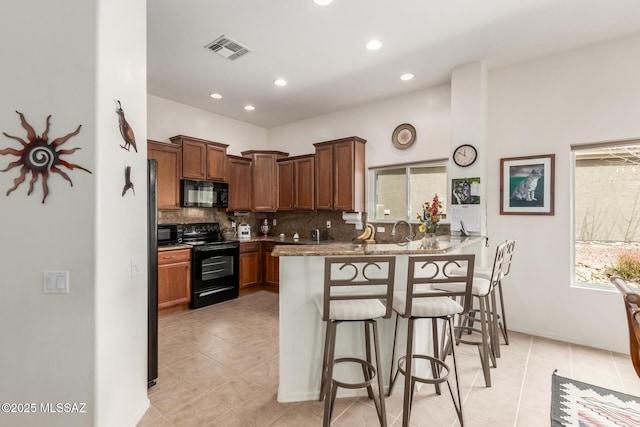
<box><xmin>239</xmin><ymin>242</ymin><xmax>261</xmax><ymax>289</ymax></box>
<box><xmin>262</xmin><ymin>242</ymin><xmax>280</xmax><ymax>292</ymax></box>
<box><xmin>239</xmin><ymin>241</ymin><xmax>286</xmax><ymax>292</ymax></box>
<box><xmin>158</xmin><ymin>248</ymin><xmax>191</xmax><ymax>313</ymax></box>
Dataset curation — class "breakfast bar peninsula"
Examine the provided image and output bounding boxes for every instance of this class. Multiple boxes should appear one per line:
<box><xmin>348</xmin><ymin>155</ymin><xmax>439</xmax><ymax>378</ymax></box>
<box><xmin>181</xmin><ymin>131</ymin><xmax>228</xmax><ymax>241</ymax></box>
<box><xmin>272</xmin><ymin>235</ymin><xmax>485</xmax><ymax>403</ymax></box>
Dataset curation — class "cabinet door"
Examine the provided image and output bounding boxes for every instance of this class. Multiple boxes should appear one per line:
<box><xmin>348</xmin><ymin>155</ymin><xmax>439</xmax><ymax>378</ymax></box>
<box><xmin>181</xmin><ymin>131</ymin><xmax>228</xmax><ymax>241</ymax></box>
<box><xmin>239</xmin><ymin>250</ymin><xmax>261</xmax><ymax>288</ymax></box>
<box><xmin>252</xmin><ymin>153</ymin><xmax>278</xmax><ymax>211</ymax></box>
<box><xmin>277</xmin><ymin>160</ymin><xmax>294</xmax><ymax>211</ymax></box>
<box><xmin>181</xmin><ymin>140</ymin><xmax>207</xmax><ymax>180</ymax></box>
<box><xmin>262</xmin><ymin>243</ymin><xmax>279</xmax><ymax>290</ymax></box>
<box><xmin>333</xmin><ymin>141</ymin><xmax>355</xmax><ymax>211</ymax></box>
<box><xmin>206</xmin><ymin>144</ymin><xmax>227</xmax><ymax>181</ymax></box>
<box><xmin>227</xmin><ymin>156</ymin><xmax>252</xmax><ymax>211</ymax></box>
<box><xmin>315</xmin><ymin>145</ymin><xmax>333</xmax><ymax>210</ymax></box>
<box><xmin>294</xmin><ymin>156</ymin><xmax>315</xmax><ymax>211</ymax></box>
<box><xmin>157</xmin><ymin>249</ymin><xmax>192</xmax><ymax>310</ymax></box>
<box><xmin>148</xmin><ymin>141</ymin><xmax>181</xmax><ymax>210</ymax></box>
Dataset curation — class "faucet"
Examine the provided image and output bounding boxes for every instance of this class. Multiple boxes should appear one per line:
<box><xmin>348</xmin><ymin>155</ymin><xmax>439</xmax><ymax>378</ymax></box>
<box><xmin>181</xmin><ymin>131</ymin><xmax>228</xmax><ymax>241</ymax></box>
<box><xmin>391</xmin><ymin>220</ymin><xmax>414</xmax><ymax>241</ymax></box>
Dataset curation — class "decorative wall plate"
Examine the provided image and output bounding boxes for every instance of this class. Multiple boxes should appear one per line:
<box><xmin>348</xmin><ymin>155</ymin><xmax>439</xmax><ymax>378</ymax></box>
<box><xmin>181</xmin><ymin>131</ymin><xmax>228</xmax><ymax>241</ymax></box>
<box><xmin>392</xmin><ymin>123</ymin><xmax>416</xmax><ymax>149</ymax></box>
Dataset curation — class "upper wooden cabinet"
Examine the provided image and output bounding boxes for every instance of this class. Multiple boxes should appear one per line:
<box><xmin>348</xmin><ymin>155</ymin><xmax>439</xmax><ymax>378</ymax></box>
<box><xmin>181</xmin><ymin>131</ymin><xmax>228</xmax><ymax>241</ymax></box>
<box><xmin>147</xmin><ymin>140</ymin><xmax>182</xmax><ymax>210</ymax></box>
<box><xmin>227</xmin><ymin>155</ymin><xmax>253</xmax><ymax>212</ymax></box>
<box><xmin>314</xmin><ymin>136</ymin><xmax>366</xmax><ymax>212</ymax></box>
<box><xmin>242</xmin><ymin>150</ymin><xmax>289</xmax><ymax>212</ymax></box>
<box><xmin>278</xmin><ymin>154</ymin><xmax>315</xmax><ymax>211</ymax></box>
<box><xmin>169</xmin><ymin>135</ymin><xmax>229</xmax><ymax>182</ymax></box>
<box><xmin>277</xmin><ymin>159</ymin><xmax>294</xmax><ymax>211</ymax></box>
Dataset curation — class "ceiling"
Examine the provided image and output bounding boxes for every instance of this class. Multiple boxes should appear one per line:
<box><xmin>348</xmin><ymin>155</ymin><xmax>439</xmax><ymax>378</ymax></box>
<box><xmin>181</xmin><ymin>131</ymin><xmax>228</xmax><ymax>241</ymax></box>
<box><xmin>147</xmin><ymin>0</ymin><xmax>640</xmax><ymax>128</ymax></box>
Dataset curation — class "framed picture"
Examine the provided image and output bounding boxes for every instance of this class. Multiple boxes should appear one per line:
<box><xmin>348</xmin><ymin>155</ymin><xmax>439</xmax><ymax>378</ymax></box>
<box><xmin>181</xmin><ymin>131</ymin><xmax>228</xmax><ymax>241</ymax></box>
<box><xmin>500</xmin><ymin>154</ymin><xmax>555</xmax><ymax>215</ymax></box>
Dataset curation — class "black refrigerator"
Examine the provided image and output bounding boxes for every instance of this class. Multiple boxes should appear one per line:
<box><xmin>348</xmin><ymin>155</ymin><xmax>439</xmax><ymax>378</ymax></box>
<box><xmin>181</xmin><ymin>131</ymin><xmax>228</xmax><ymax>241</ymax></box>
<box><xmin>147</xmin><ymin>159</ymin><xmax>159</xmax><ymax>388</ymax></box>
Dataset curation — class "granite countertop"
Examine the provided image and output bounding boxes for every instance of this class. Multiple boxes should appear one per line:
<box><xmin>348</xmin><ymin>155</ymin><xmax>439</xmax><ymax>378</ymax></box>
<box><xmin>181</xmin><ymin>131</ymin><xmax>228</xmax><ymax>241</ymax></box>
<box><xmin>158</xmin><ymin>244</ymin><xmax>192</xmax><ymax>252</ymax></box>
<box><xmin>271</xmin><ymin>235</ymin><xmax>485</xmax><ymax>257</ymax></box>
<box><xmin>238</xmin><ymin>235</ymin><xmax>337</xmax><ymax>245</ymax></box>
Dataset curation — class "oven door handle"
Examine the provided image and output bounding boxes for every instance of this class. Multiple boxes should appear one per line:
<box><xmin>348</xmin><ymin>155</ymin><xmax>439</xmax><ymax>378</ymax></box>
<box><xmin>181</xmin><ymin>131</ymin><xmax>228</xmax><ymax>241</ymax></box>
<box><xmin>194</xmin><ymin>243</ymin><xmax>239</xmax><ymax>252</ymax></box>
<box><xmin>198</xmin><ymin>286</ymin><xmax>234</xmax><ymax>297</ymax></box>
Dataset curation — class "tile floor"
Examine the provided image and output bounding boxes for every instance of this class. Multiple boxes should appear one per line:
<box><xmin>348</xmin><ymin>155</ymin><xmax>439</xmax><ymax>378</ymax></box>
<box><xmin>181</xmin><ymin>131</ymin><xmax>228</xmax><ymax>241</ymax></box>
<box><xmin>138</xmin><ymin>290</ymin><xmax>639</xmax><ymax>426</ymax></box>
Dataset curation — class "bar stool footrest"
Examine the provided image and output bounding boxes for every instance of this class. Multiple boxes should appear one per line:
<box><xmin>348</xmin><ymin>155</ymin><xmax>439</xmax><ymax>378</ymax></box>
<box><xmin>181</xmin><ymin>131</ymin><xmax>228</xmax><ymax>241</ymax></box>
<box><xmin>332</xmin><ymin>357</ymin><xmax>378</xmax><ymax>390</ymax></box>
<box><xmin>397</xmin><ymin>354</ymin><xmax>450</xmax><ymax>386</ymax></box>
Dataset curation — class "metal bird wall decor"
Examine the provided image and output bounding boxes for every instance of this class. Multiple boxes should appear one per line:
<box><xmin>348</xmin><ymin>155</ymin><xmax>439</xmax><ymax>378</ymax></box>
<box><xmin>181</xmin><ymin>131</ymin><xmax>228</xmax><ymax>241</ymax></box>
<box><xmin>122</xmin><ymin>165</ymin><xmax>135</xmax><ymax>197</ymax></box>
<box><xmin>116</xmin><ymin>100</ymin><xmax>137</xmax><ymax>152</ymax></box>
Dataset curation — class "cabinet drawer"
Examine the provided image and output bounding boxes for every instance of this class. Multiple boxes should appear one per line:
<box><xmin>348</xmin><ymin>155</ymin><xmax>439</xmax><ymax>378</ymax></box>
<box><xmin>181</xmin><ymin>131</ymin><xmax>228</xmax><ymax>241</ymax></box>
<box><xmin>158</xmin><ymin>248</ymin><xmax>191</xmax><ymax>264</ymax></box>
<box><xmin>240</xmin><ymin>242</ymin><xmax>260</xmax><ymax>253</ymax></box>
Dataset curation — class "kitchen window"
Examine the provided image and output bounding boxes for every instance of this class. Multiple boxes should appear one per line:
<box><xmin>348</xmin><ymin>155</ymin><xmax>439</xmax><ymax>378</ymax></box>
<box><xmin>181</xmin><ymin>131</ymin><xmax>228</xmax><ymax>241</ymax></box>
<box><xmin>370</xmin><ymin>159</ymin><xmax>448</xmax><ymax>222</ymax></box>
<box><xmin>571</xmin><ymin>140</ymin><xmax>640</xmax><ymax>288</ymax></box>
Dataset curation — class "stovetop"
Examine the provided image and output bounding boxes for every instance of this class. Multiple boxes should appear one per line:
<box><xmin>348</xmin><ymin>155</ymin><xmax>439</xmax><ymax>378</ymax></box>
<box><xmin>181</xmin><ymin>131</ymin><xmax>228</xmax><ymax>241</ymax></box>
<box><xmin>181</xmin><ymin>222</ymin><xmax>221</xmax><ymax>245</ymax></box>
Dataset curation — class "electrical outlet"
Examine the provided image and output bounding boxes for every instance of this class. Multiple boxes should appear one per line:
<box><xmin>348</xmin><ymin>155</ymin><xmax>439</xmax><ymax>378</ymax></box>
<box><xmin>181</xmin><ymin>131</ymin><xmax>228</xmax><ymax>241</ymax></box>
<box><xmin>326</xmin><ymin>220</ymin><xmax>331</xmax><ymax>228</ymax></box>
<box><xmin>273</xmin><ymin>218</ymin><xmax>277</xmax><ymax>226</ymax></box>
<box><xmin>377</xmin><ymin>226</ymin><xmax>385</xmax><ymax>233</ymax></box>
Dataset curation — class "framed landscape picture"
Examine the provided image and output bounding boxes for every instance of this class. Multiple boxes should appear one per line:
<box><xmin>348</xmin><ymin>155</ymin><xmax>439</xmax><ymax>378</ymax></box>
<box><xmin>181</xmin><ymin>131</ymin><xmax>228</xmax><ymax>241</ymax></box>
<box><xmin>500</xmin><ymin>154</ymin><xmax>555</xmax><ymax>215</ymax></box>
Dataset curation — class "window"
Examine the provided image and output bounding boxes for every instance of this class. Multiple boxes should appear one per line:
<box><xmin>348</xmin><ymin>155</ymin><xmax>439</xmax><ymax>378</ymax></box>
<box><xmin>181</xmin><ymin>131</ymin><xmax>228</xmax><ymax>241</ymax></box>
<box><xmin>572</xmin><ymin>141</ymin><xmax>640</xmax><ymax>288</ymax></box>
<box><xmin>371</xmin><ymin>160</ymin><xmax>448</xmax><ymax>222</ymax></box>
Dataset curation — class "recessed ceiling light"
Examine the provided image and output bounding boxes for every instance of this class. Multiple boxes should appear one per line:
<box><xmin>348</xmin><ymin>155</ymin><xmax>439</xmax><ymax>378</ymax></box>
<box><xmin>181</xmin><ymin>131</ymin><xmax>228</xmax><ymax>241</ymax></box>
<box><xmin>210</xmin><ymin>93</ymin><xmax>222</xmax><ymax>99</ymax></box>
<box><xmin>365</xmin><ymin>40</ymin><xmax>382</xmax><ymax>51</ymax></box>
<box><xmin>273</xmin><ymin>79</ymin><xmax>287</xmax><ymax>87</ymax></box>
<box><xmin>400</xmin><ymin>73</ymin><xmax>414</xmax><ymax>81</ymax></box>
<box><xmin>244</xmin><ymin>105</ymin><xmax>255</xmax><ymax>111</ymax></box>
<box><xmin>313</xmin><ymin>0</ymin><xmax>332</xmax><ymax>5</ymax></box>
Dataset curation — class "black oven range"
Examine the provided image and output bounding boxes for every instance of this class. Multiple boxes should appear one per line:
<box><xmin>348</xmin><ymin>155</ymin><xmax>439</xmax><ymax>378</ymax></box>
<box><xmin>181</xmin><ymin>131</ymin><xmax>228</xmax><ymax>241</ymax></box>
<box><xmin>181</xmin><ymin>222</ymin><xmax>239</xmax><ymax>308</ymax></box>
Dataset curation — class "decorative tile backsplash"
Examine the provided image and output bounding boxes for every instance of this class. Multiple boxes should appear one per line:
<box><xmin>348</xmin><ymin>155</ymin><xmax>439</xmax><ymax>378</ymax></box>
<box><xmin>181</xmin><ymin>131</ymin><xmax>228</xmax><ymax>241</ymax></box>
<box><xmin>158</xmin><ymin>208</ymin><xmax>449</xmax><ymax>243</ymax></box>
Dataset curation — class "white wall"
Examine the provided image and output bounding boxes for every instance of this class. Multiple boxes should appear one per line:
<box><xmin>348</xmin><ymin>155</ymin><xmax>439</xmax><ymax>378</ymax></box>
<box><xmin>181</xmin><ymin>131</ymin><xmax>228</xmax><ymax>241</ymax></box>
<box><xmin>487</xmin><ymin>34</ymin><xmax>640</xmax><ymax>353</ymax></box>
<box><xmin>95</xmin><ymin>0</ymin><xmax>149</xmax><ymax>426</ymax></box>
<box><xmin>267</xmin><ymin>85</ymin><xmax>452</xmax><ymax>167</ymax></box>
<box><xmin>0</xmin><ymin>0</ymin><xmax>148</xmax><ymax>426</ymax></box>
<box><xmin>148</xmin><ymin>95</ymin><xmax>267</xmax><ymax>155</ymax></box>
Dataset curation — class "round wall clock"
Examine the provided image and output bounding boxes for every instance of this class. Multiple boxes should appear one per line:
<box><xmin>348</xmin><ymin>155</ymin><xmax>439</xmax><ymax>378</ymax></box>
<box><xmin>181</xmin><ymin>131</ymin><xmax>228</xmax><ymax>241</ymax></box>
<box><xmin>453</xmin><ymin>144</ymin><xmax>478</xmax><ymax>167</ymax></box>
<box><xmin>392</xmin><ymin>123</ymin><xmax>416</xmax><ymax>149</ymax></box>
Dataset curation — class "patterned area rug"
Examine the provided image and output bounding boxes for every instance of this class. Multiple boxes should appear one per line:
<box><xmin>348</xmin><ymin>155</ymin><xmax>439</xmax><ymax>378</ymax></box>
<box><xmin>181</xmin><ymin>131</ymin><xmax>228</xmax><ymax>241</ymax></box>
<box><xmin>551</xmin><ymin>371</ymin><xmax>640</xmax><ymax>426</ymax></box>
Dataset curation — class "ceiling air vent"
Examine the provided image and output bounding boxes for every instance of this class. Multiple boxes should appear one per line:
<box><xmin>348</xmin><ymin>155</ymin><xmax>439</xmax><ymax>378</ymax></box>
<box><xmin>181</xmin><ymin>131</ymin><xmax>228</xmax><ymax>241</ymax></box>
<box><xmin>204</xmin><ymin>35</ymin><xmax>251</xmax><ymax>60</ymax></box>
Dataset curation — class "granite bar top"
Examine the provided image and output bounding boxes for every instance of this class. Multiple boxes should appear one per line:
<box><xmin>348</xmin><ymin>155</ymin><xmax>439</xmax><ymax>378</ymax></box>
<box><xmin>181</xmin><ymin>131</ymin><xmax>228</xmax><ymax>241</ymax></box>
<box><xmin>272</xmin><ymin>235</ymin><xmax>485</xmax><ymax>257</ymax></box>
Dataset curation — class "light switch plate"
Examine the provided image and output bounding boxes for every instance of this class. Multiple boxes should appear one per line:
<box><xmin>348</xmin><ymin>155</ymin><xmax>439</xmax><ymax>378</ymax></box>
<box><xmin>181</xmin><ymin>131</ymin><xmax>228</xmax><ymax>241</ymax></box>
<box><xmin>43</xmin><ymin>271</ymin><xmax>69</xmax><ymax>294</ymax></box>
<box><xmin>326</xmin><ymin>220</ymin><xmax>331</xmax><ymax>228</ymax></box>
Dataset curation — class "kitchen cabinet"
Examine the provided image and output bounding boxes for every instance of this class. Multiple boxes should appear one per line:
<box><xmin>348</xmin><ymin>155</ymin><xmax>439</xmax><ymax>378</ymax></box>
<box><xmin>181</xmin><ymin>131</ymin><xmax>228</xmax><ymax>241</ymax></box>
<box><xmin>170</xmin><ymin>135</ymin><xmax>228</xmax><ymax>182</ymax></box>
<box><xmin>242</xmin><ymin>150</ymin><xmax>289</xmax><ymax>212</ymax></box>
<box><xmin>262</xmin><ymin>242</ymin><xmax>280</xmax><ymax>292</ymax></box>
<box><xmin>147</xmin><ymin>140</ymin><xmax>182</xmax><ymax>210</ymax></box>
<box><xmin>314</xmin><ymin>136</ymin><xmax>366</xmax><ymax>212</ymax></box>
<box><xmin>239</xmin><ymin>241</ymin><xmax>261</xmax><ymax>289</ymax></box>
<box><xmin>278</xmin><ymin>154</ymin><xmax>315</xmax><ymax>211</ymax></box>
<box><xmin>277</xmin><ymin>159</ymin><xmax>293</xmax><ymax>211</ymax></box>
<box><xmin>157</xmin><ymin>248</ymin><xmax>191</xmax><ymax>313</ymax></box>
<box><xmin>227</xmin><ymin>155</ymin><xmax>253</xmax><ymax>211</ymax></box>
<box><xmin>294</xmin><ymin>155</ymin><xmax>315</xmax><ymax>210</ymax></box>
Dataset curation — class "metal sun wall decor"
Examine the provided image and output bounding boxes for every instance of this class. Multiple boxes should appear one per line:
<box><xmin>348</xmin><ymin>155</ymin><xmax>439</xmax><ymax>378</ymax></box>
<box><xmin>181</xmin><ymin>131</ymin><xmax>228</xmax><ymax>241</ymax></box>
<box><xmin>0</xmin><ymin>111</ymin><xmax>92</xmax><ymax>203</ymax></box>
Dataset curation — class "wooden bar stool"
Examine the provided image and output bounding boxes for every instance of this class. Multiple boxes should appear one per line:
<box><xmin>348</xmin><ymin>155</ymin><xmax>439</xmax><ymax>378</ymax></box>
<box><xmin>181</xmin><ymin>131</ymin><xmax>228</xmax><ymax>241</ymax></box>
<box><xmin>317</xmin><ymin>256</ymin><xmax>396</xmax><ymax>427</ymax></box>
<box><xmin>388</xmin><ymin>254</ymin><xmax>475</xmax><ymax>427</ymax></box>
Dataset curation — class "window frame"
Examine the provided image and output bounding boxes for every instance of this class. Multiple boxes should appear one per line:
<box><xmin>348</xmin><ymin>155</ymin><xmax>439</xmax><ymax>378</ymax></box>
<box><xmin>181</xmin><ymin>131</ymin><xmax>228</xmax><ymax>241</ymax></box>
<box><xmin>368</xmin><ymin>158</ymin><xmax>448</xmax><ymax>223</ymax></box>
<box><xmin>570</xmin><ymin>138</ymin><xmax>640</xmax><ymax>291</ymax></box>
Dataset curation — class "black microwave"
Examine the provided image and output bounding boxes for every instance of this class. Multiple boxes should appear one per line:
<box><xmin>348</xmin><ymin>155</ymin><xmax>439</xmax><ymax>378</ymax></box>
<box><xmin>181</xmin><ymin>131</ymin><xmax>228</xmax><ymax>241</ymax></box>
<box><xmin>180</xmin><ymin>179</ymin><xmax>228</xmax><ymax>208</ymax></box>
<box><xmin>158</xmin><ymin>224</ymin><xmax>183</xmax><ymax>246</ymax></box>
